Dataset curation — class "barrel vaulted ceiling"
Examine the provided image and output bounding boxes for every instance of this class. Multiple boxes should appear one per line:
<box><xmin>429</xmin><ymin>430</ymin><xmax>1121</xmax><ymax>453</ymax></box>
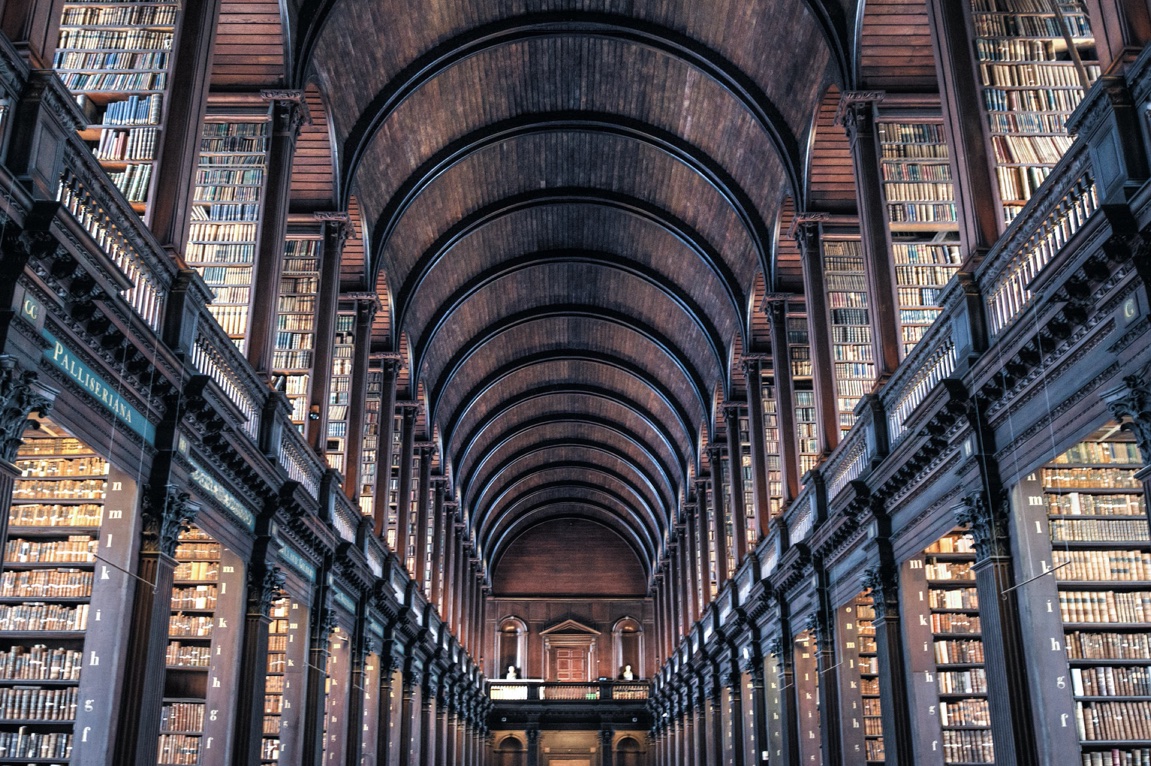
<box><xmin>280</xmin><ymin>0</ymin><xmax>874</xmax><ymax>588</ymax></box>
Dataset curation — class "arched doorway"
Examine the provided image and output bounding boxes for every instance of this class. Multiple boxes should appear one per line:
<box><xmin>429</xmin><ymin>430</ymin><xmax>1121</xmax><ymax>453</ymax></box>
<box><xmin>615</xmin><ymin>736</ymin><xmax>643</xmax><ymax>766</ymax></box>
<box><xmin>495</xmin><ymin>734</ymin><xmax>525</xmax><ymax>766</ymax></box>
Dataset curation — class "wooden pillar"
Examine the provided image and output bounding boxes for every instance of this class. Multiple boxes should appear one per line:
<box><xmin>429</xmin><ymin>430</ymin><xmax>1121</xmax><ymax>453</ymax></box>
<box><xmin>419</xmin><ymin>684</ymin><xmax>436</xmax><ymax>766</ymax></box>
<box><xmin>443</xmin><ymin>505</ymin><xmax>459</xmax><ymax>632</ymax></box>
<box><xmin>693</xmin><ymin>686</ymin><xmax>708</xmax><ymax>766</ymax></box>
<box><xmin>305</xmin><ymin>216</ymin><xmax>350</xmax><ymax>451</ymax></box>
<box><xmin>677</xmin><ymin>523</ymin><xmax>693</xmax><ymax>634</ymax></box>
<box><xmin>707</xmin><ymin>679</ymin><xmax>724</xmax><ymax>766</ymax></box>
<box><xmin>925</xmin><ymin>0</ymin><xmax>1002</xmax><ymax>259</ymax></box>
<box><xmin>862</xmin><ymin>541</ymin><xmax>915</xmax><ymax>766</ymax></box>
<box><xmin>245</xmin><ymin>94</ymin><xmax>306</xmax><ymax>378</ymax></box>
<box><xmin>725</xmin><ymin>667</ymin><xmax>745</xmax><ymax>766</ymax></box>
<box><xmin>708</xmin><ymin>446</ymin><xmax>730</xmax><ymax>585</ymax></box>
<box><xmin>375</xmin><ymin>659</ymin><xmax>397</xmax><ymax>766</ymax></box>
<box><xmin>742</xmin><ymin>358</ymin><xmax>772</xmax><ymax>538</ymax></box>
<box><xmin>443</xmin><ymin>696</ymin><xmax>457</xmax><ymax>766</ymax></box>
<box><xmin>112</xmin><ymin>490</ymin><xmax>198</xmax><ymax>765</ymax></box>
<box><xmin>345</xmin><ymin>606</ymin><xmax>370</xmax><ymax>766</ymax></box>
<box><xmin>344</xmin><ymin>296</ymin><xmax>378</xmax><ymax>496</ymax></box>
<box><xmin>302</xmin><ymin>588</ymin><xmax>336</xmax><ymax>765</ymax></box>
<box><xmin>745</xmin><ymin>654</ymin><xmax>771</xmax><ymax>766</ymax></box>
<box><xmin>667</xmin><ymin>541</ymin><xmax>682</xmax><ymax>646</ymax></box>
<box><xmin>769</xmin><ymin>628</ymin><xmax>800</xmax><ymax>766</ymax></box>
<box><xmin>793</xmin><ymin>219</ymin><xmax>840</xmax><ymax>454</ymax></box>
<box><xmin>682</xmin><ymin>504</ymin><xmax>700</xmax><ymax>623</ymax></box>
<box><xmin>143</xmin><ymin>0</ymin><xmax>223</xmax><ymax>248</ymax></box>
<box><xmin>763</xmin><ymin>299</ymin><xmax>801</xmax><ymax>504</ymax></box>
<box><xmin>526</xmin><ymin>723</ymin><xmax>540</xmax><ymax>766</ymax></box>
<box><xmin>840</xmin><ymin>92</ymin><xmax>902</xmax><ymax>379</ymax></box>
<box><xmin>395</xmin><ymin>404</ymin><xmax>417</xmax><ymax>562</ymax></box>
<box><xmin>430</xmin><ymin>479</ymin><xmax>447</xmax><ymax>610</ymax></box>
<box><xmin>435</xmin><ymin>696</ymin><xmax>449</xmax><ymax>766</ymax></box>
<box><xmin>413</xmin><ymin>444</ymin><xmax>434</xmax><ymax>587</ymax></box>
<box><xmin>601</xmin><ymin>728</ymin><xmax>614</xmax><ymax>766</ymax></box>
<box><xmin>231</xmin><ymin>552</ymin><xmax>285</xmax><ymax>764</ymax></box>
<box><xmin>693</xmin><ymin>479</ymin><xmax>710</xmax><ymax>607</ymax></box>
<box><xmin>955</xmin><ymin>493</ymin><xmax>1039</xmax><ymax>766</ymax></box>
<box><xmin>398</xmin><ymin>670</ymin><xmax>420</xmax><ymax>766</ymax></box>
<box><xmin>723</xmin><ymin>405</ymin><xmax>749</xmax><ymax>563</ymax></box>
<box><xmin>372</xmin><ymin>360</ymin><xmax>400</xmax><ymax>537</ymax></box>
<box><xmin>809</xmin><ymin>581</ymin><xmax>843</xmax><ymax>766</ymax></box>
<box><xmin>452</xmin><ymin>528</ymin><xmax>466</xmax><ymax>636</ymax></box>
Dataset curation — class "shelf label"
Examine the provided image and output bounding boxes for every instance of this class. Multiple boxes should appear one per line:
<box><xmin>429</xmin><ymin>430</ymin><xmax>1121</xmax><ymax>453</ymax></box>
<box><xmin>41</xmin><ymin>330</ymin><xmax>155</xmax><ymax>444</ymax></box>
<box><xmin>278</xmin><ymin>544</ymin><xmax>317</xmax><ymax>582</ymax></box>
<box><xmin>189</xmin><ymin>462</ymin><xmax>255</xmax><ymax>530</ymax></box>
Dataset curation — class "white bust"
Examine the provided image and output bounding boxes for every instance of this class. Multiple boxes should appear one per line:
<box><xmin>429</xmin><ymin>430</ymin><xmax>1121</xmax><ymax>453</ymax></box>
<box><xmin>506</xmin><ymin>665</ymin><xmax>517</xmax><ymax>679</ymax></box>
<box><xmin>622</xmin><ymin>664</ymin><xmax>634</xmax><ymax>680</ymax></box>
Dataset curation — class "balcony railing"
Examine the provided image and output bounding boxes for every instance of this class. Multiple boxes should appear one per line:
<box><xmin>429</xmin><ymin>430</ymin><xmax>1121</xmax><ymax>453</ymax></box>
<box><xmin>487</xmin><ymin>680</ymin><xmax>650</xmax><ymax>702</ymax></box>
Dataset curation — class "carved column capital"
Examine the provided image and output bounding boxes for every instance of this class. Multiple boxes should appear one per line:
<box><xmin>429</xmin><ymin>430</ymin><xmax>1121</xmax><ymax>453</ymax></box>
<box><xmin>954</xmin><ymin>491</ymin><xmax>1010</xmax><ymax>561</ymax></box>
<box><xmin>0</xmin><ymin>357</ymin><xmax>52</xmax><ymax>463</ymax></box>
<box><xmin>141</xmin><ymin>487</ymin><xmax>198</xmax><ymax>557</ymax></box>
<box><xmin>248</xmin><ymin>564</ymin><xmax>286</xmax><ymax>617</ymax></box>
<box><xmin>1106</xmin><ymin>361</ymin><xmax>1151</xmax><ymax>461</ymax></box>
<box><xmin>804</xmin><ymin>610</ymin><xmax>832</xmax><ymax>649</ymax></box>
<box><xmin>861</xmin><ymin>562</ymin><xmax>899</xmax><ymax>621</ymax></box>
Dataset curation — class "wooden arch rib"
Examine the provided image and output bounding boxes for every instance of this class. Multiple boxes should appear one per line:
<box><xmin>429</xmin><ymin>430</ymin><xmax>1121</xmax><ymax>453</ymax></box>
<box><xmin>328</xmin><ymin>13</ymin><xmax>804</xmax><ymax>203</ymax></box>
<box><xmin>370</xmin><ymin>114</ymin><xmax>774</xmax><ymax>290</ymax></box>
<box><xmin>428</xmin><ymin>308</ymin><xmax>713</xmax><ymax>432</ymax></box>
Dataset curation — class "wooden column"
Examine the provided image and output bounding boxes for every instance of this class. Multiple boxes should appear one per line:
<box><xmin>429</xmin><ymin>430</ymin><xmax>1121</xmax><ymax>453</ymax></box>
<box><xmin>345</xmin><ymin>607</ymin><xmax>370</xmax><ymax>766</ymax></box>
<box><xmin>394</xmin><ymin>404</ymin><xmax>417</xmax><ymax>562</ymax></box>
<box><xmin>955</xmin><ymin>493</ymin><xmax>1039</xmax><ymax>766</ymax></box>
<box><xmin>677</xmin><ymin>522</ymin><xmax>693</xmax><ymax>634</ymax></box>
<box><xmin>745</xmin><ymin>653</ymin><xmax>771</xmax><ymax>766</ymax></box>
<box><xmin>302</xmin><ymin>589</ymin><xmax>336</xmax><ymax>765</ymax></box>
<box><xmin>600</xmin><ymin>728</ymin><xmax>614</xmax><ymax>766</ymax></box>
<box><xmin>526</xmin><ymin>724</ymin><xmax>540</xmax><ymax>766</ymax></box>
<box><xmin>398</xmin><ymin>670</ymin><xmax>421</xmax><ymax>766</ymax></box>
<box><xmin>708</xmin><ymin>446</ymin><xmax>730</xmax><ymax>585</ymax></box>
<box><xmin>419</xmin><ymin>684</ymin><xmax>436</xmax><ymax>766</ymax></box>
<box><xmin>231</xmin><ymin>551</ymin><xmax>285</xmax><ymax>764</ymax></box>
<box><xmin>413</xmin><ymin>444</ymin><xmax>434</xmax><ymax>586</ymax></box>
<box><xmin>764</xmin><ymin>298</ymin><xmax>801</xmax><ymax>504</ymax></box>
<box><xmin>245</xmin><ymin>94</ymin><xmax>306</xmax><ymax>378</ymax></box>
<box><xmin>769</xmin><ymin>628</ymin><xmax>800</xmax><ymax>766</ymax></box>
<box><xmin>925</xmin><ymin>0</ymin><xmax>1002</xmax><ymax>258</ymax></box>
<box><xmin>723</xmin><ymin>405</ymin><xmax>749</xmax><ymax>563</ymax></box>
<box><xmin>840</xmin><ymin>92</ymin><xmax>902</xmax><ymax>380</ymax></box>
<box><xmin>452</xmin><ymin>528</ymin><xmax>466</xmax><ymax>636</ymax></box>
<box><xmin>809</xmin><ymin>578</ymin><xmax>843</xmax><ymax>766</ymax></box>
<box><xmin>793</xmin><ymin>219</ymin><xmax>840</xmax><ymax>454</ymax></box>
<box><xmin>435</xmin><ymin>696</ymin><xmax>449</xmax><ymax>766</ymax></box>
<box><xmin>343</xmin><ymin>296</ymin><xmax>378</xmax><ymax>497</ymax></box>
<box><xmin>112</xmin><ymin>489</ymin><xmax>198</xmax><ymax>765</ymax></box>
<box><xmin>862</xmin><ymin>541</ymin><xmax>915</xmax><ymax>766</ymax></box>
<box><xmin>305</xmin><ymin>216</ymin><xmax>350</xmax><ymax>452</ymax></box>
<box><xmin>742</xmin><ymin>358</ymin><xmax>772</xmax><ymax>539</ymax></box>
<box><xmin>667</xmin><ymin>540</ymin><xmax>682</xmax><ymax>645</ymax></box>
<box><xmin>693</xmin><ymin>685</ymin><xmax>708</xmax><ymax>766</ymax></box>
<box><xmin>429</xmin><ymin>478</ymin><xmax>447</xmax><ymax>610</ymax></box>
<box><xmin>723</xmin><ymin>665</ymin><xmax>745</xmax><ymax>766</ymax></box>
<box><xmin>443</xmin><ymin>504</ymin><xmax>459</xmax><ymax>632</ymax></box>
<box><xmin>682</xmin><ymin>503</ymin><xmax>700</xmax><ymax>622</ymax></box>
<box><xmin>694</xmin><ymin>479</ymin><xmax>711</xmax><ymax>607</ymax></box>
<box><xmin>653</xmin><ymin>575</ymin><xmax>666</xmax><ymax>661</ymax></box>
<box><xmin>143</xmin><ymin>0</ymin><xmax>223</xmax><ymax>248</ymax></box>
<box><xmin>372</xmin><ymin>359</ymin><xmax>400</xmax><ymax>537</ymax></box>
<box><xmin>707</xmin><ymin>678</ymin><xmax>724</xmax><ymax>766</ymax></box>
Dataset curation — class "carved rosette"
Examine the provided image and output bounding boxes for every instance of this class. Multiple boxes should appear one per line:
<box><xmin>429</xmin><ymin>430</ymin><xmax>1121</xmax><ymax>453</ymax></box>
<box><xmin>954</xmin><ymin>491</ymin><xmax>1011</xmax><ymax>561</ymax></box>
<box><xmin>141</xmin><ymin>487</ymin><xmax>197</xmax><ymax>557</ymax></box>
<box><xmin>0</xmin><ymin>357</ymin><xmax>51</xmax><ymax>463</ymax></box>
<box><xmin>1107</xmin><ymin>362</ymin><xmax>1151</xmax><ymax>463</ymax></box>
<box><xmin>861</xmin><ymin>564</ymin><xmax>899</xmax><ymax>621</ymax></box>
<box><xmin>248</xmin><ymin>565</ymin><xmax>286</xmax><ymax>617</ymax></box>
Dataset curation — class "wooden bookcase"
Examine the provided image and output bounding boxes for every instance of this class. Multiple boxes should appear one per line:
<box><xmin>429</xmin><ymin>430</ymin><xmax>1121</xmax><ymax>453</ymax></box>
<box><xmin>183</xmin><ymin>114</ymin><xmax>271</xmax><ymax>353</ymax></box>
<box><xmin>358</xmin><ymin>365</ymin><xmax>383</xmax><ymax>517</ymax></box>
<box><xmin>320</xmin><ymin>625</ymin><xmax>350</xmax><ymax>764</ymax></box>
<box><xmin>967</xmin><ymin>0</ymin><xmax>1100</xmax><ymax>223</ymax></box>
<box><xmin>876</xmin><ymin>116</ymin><xmax>962</xmax><ymax>356</ymax></box>
<box><xmin>273</xmin><ymin>233</ymin><xmax>322</xmax><ymax>430</ymax></box>
<box><xmin>787</xmin><ymin>301</ymin><xmax>821</xmax><ymax>479</ymax></box>
<box><xmin>820</xmin><ymin>232</ymin><xmax>873</xmax><ymax>435</ymax></box>
<box><xmin>260</xmin><ymin>597</ymin><xmax>289</xmax><ymax>764</ymax></box>
<box><xmin>838</xmin><ymin>591</ymin><xmax>885</xmax><ymax>764</ymax></box>
<box><xmin>794</xmin><ymin>630</ymin><xmax>822</xmax><ymax>764</ymax></box>
<box><xmin>385</xmin><ymin>412</ymin><xmax>403</xmax><ymax>552</ymax></box>
<box><xmin>53</xmin><ymin>0</ymin><xmax>179</xmax><ymax>214</ymax></box>
<box><xmin>736</xmin><ymin>409</ymin><xmax>757</xmax><ymax>547</ymax></box>
<box><xmin>325</xmin><ymin>310</ymin><xmax>355</xmax><ymax>475</ymax></box>
<box><xmin>759</xmin><ymin>368</ymin><xmax>784</xmax><ymax>520</ymax></box>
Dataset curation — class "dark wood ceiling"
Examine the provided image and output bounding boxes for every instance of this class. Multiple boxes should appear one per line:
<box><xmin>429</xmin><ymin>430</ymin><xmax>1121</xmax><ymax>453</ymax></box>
<box><xmin>271</xmin><ymin>0</ymin><xmax>936</xmax><ymax>586</ymax></box>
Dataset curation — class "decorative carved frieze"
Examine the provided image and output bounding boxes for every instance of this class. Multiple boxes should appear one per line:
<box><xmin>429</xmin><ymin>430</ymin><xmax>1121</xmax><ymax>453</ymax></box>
<box><xmin>1106</xmin><ymin>359</ymin><xmax>1151</xmax><ymax>461</ymax></box>
<box><xmin>954</xmin><ymin>491</ymin><xmax>1011</xmax><ymax>561</ymax></box>
<box><xmin>0</xmin><ymin>356</ymin><xmax>51</xmax><ymax>462</ymax></box>
<box><xmin>141</xmin><ymin>486</ymin><xmax>197</xmax><ymax>557</ymax></box>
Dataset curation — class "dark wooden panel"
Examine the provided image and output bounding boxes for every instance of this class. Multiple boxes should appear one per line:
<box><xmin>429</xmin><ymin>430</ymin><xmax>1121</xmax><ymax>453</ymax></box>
<box><xmin>492</xmin><ymin>519</ymin><xmax>647</xmax><ymax>597</ymax></box>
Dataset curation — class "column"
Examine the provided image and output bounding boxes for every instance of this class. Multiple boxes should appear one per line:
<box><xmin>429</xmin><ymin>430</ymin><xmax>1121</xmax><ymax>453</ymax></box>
<box><xmin>706</xmin><ymin>678</ymin><xmax>723</xmax><ymax>766</ymax></box>
<box><xmin>708</xmin><ymin>446</ymin><xmax>730</xmax><ymax>584</ymax></box>
<box><xmin>395</xmin><ymin>404</ymin><xmax>417</xmax><ymax>562</ymax></box>
<box><xmin>692</xmin><ymin>684</ymin><xmax>708</xmax><ymax>766</ymax></box>
<box><xmin>302</xmin><ymin>592</ymin><xmax>336</xmax><ymax>764</ymax></box>
<box><xmin>452</xmin><ymin>526</ymin><xmax>466</xmax><ymax>635</ymax></box>
<box><xmin>723</xmin><ymin>405</ymin><xmax>749</xmax><ymax>562</ymax></box>
<box><xmin>305</xmin><ymin>216</ymin><xmax>351</xmax><ymax>452</ymax></box>
<box><xmin>808</xmin><ymin>595</ymin><xmax>843</xmax><ymax>766</ymax></box>
<box><xmin>398</xmin><ymin>668</ymin><xmax>423</xmax><ymax>766</ymax></box>
<box><xmin>745</xmin><ymin>653</ymin><xmax>771</xmax><ymax>766</ymax></box>
<box><xmin>742</xmin><ymin>357</ymin><xmax>773</xmax><ymax>538</ymax></box>
<box><xmin>419</xmin><ymin>680</ymin><xmax>436</xmax><ymax>766</ymax></box>
<box><xmin>344</xmin><ymin>295</ymin><xmax>378</xmax><ymax>496</ymax></box>
<box><xmin>435</xmin><ymin>692</ymin><xmax>449</xmax><ymax>766</ymax></box>
<box><xmin>694</xmin><ymin>479</ymin><xmax>711</xmax><ymax>607</ymax></box>
<box><xmin>769</xmin><ymin>631</ymin><xmax>800</xmax><ymax>766</ymax></box>
<box><xmin>840</xmin><ymin>92</ymin><xmax>901</xmax><ymax>381</ymax></box>
<box><xmin>245</xmin><ymin>94</ymin><xmax>307</xmax><ymax>378</ymax></box>
<box><xmin>862</xmin><ymin>544</ymin><xmax>915</xmax><ymax>766</ymax></box>
<box><xmin>374</xmin><ymin>653</ymin><xmax>398</xmax><ymax>765</ymax></box>
<box><xmin>145</xmin><ymin>0</ymin><xmax>224</xmax><ymax>249</ymax></box>
<box><xmin>346</xmin><ymin>617</ymin><xmax>370</xmax><ymax>766</ymax></box>
<box><xmin>372</xmin><ymin>359</ymin><xmax>401</xmax><ymax>537</ymax></box>
<box><xmin>413</xmin><ymin>444</ymin><xmax>434</xmax><ymax>587</ymax></box>
<box><xmin>954</xmin><ymin>493</ymin><xmax>1039</xmax><ymax>766</ymax></box>
<box><xmin>677</xmin><ymin>522</ymin><xmax>693</xmax><ymax>633</ymax></box>
<box><xmin>763</xmin><ymin>299</ymin><xmax>801</xmax><ymax>503</ymax></box>
<box><xmin>430</xmin><ymin>479</ymin><xmax>447</xmax><ymax>610</ymax></box>
<box><xmin>443</xmin><ymin>690</ymin><xmax>457</xmax><ymax>766</ymax></box>
<box><xmin>526</xmin><ymin>724</ymin><xmax>540</xmax><ymax>766</ymax></box>
<box><xmin>112</xmin><ymin>489</ymin><xmax>198</xmax><ymax>764</ymax></box>
<box><xmin>601</xmin><ymin>728</ymin><xmax>614</xmax><ymax>766</ymax></box>
<box><xmin>231</xmin><ymin>555</ymin><xmax>286</xmax><ymax>763</ymax></box>
<box><xmin>793</xmin><ymin>219</ymin><xmax>840</xmax><ymax>454</ymax></box>
<box><xmin>723</xmin><ymin>665</ymin><xmax>745</xmax><ymax>766</ymax></box>
<box><xmin>443</xmin><ymin>504</ymin><xmax>460</xmax><ymax>631</ymax></box>
<box><xmin>683</xmin><ymin>503</ymin><xmax>700</xmax><ymax>623</ymax></box>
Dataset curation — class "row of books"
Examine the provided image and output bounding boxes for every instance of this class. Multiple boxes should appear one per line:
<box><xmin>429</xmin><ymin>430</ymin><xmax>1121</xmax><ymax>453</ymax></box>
<box><xmin>94</xmin><ymin>126</ymin><xmax>157</xmax><ymax>162</ymax></box>
<box><xmin>1066</xmin><ymin>631</ymin><xmax>1151</xmax><ymax>661</ymax></box>
<box><xmin>983</xmin><ymin>86</ymin><xmax>1084</xmax><ymax>113</ymax></box>
<box><xmin>880</xmin><ymin>162</ymin><xmax>951</xmax><ymax>182</ymax></box>
<box><xmin>880</xmin><ymin>143</ymin><xmax>948</xmax><ymax>161</ymax></box>
<box><xmin>173</xmin><ymin>543</ymin><xmax>218</xmax><ymax>562</ymax></box>
<box><xmin>930</xmin><ymin>586</ymin><xmax>980</xmax><ymax>610</ymax></box>
<box><xmin>1051</xmin><ymin>519</ymin><xmax>1151</xmax><ymax>544</ymax></box>
<box><xmin>0</xmin><ymin>685</ymin><xmax>77</xmax><ymax>721</ymax></box>
<box><xmin>194</xmin><ymin>203</ymin><xmax>261</xmax><ymax>222</ymax></box>
<box><xmin>60</xmin><ymin>4</ymin><xmax>177</xmax><ymax>27</ymax></box>
<box><xmin>941</xmin><ymin>729</ymin><xmax>994</xmax><ymax>764</ymax></box>
<box><xmin>1080</xmin><ymin>749</ymin><xmax>1151</xmax><ymax>766</ymax></box>
<box><xmin>186</xmin><ymin>244</ymin><xmax>254</xmax><ymax>263</ymax></box>
<box><xmin>833</xmin><ymin>344</ymin><xmax>873</xmax><ymax>362</ymax></box>
<box><xmin>0</xmin><ymin>646</ymin><xmax>83</xmax><ymax>681</ymax></box>
<box><xmin>206</xmin><ymin>305</ymin><xmax>248</xmax><ymax>337</ymax></box>
<box><xmin>887</xmin><ymin>203</ymin><xmax>959</xmax><ymax>224</ymax></box>
<box><xmin>896</xmin><ymin>264</ymin><xmax>959</xmax><ymax>284</ymax></box>
<box><xmin>979</xmin><ymin>62</ymin><xmax>1096</xmax><ymax>88</ymax></box>
<box><xmin>897</xmin><ymin>288</ymin><xmax>943</xmax><ymax>307</ymax></box>
<box><xmin>1045</xmin><ymin>468</ymin><xmax>1143</xmax><ymax>490</ymax></box>
<box><xmin>830</xmin><ymin>309</ymin><xmax>870</xmax><ymax>328</ymax></box>
<box><xmin>0</xmin><ymin>730</ymin><xmax>71</xmax><ymax>759</ymax></box>
<box><xmin>169</xmin><ymin>585</ymin><xmax>216</xmax><ymax>611</ymax></box>
<box><xmin>61</xmin><ymin>71</ymin><xmax>166</xmax><ymax>92</ymax></box>
<box><xmin>273</xmin><ymin>374</ymin><xmax>310</xmax><ymax>397</ymax></box>
<box><xmin>939</xmin><ymin>697</ymin><xmax>991</xmax><ymax>727</ymax></box>
<box><xmin>160</xmin><ymin>702</ymin><xmax>205</xmax><ymax>733</ymax></box>
<box><xmin>57</xmin><ymin>29</ymin><xmax>172</xmax><ymax>52</ymax></box>
<box><xmin>934</xmin><ymin>638</ymin><xmax>986</xmax><ymax>664</ymax></box>
<box><xmin>938</xmin><ymin>667</ymin><xmax>988</xmax><ymax>694</ymax></box>
<box><xmin>1052</xmin><ymin>550</ymin><xmax>1151</xmax><ymax>581</ymax></box>
<box><xmin>199</xmin><ymin>136</ymin><xmax>268</xmax><ymax>154</ymax></box>
<box><xmin>932</xmin><ymin>612</ymin><xmax>982</xmax><ymax>634</ymax></box>
<box><xmin>1071</xmin><ymin>665</ymin><xmax>1151</xmax><ymax>697</ymax></box>
<box><xmin>274</xmin><ymin>331</ymin><xmax>314</xmax><ymax>350</ymax></box>
<box><xmin>165</xmin><ymin>642</ymin><xmax>211</xmax><ymax>668</ymax></box>
<box><xmin>877</xmin><ymin>122</ymin><xmax>946</xmax><ymax>144</ymax></box>
<box><xmin>992</xmin><ymin>133</ymin><xmax>1075</xmax><ymax>165</ymax></box>
<box><xmin>96</xmin><ymin>93</ymin><xmax>163</xmax><ymax>127</ymax></box>
<box><xmin>53</xmin><ymin>50</ymin><xmax>168</xmax><ymax>71</ymax></box>
<box><xmin>17</xmin><ymin>457</ymin><xmax>107</xmax><ymax>478</ymax></box>
<box><xmin>0</xmin><ymin>603</ymin><xmax>89</xmax><ymax>632</ymax></box>
<box><xmin>1056</xmin><ymin>442</ymin><xmax>1143</xmax><ymax>465</ymax></box>
<box><xmin>276</xmin><ymin>313</ymin><xmax>316</xmax><ymax>332</ymax></box>
<box><xmin>168</xmin><ymin>614</ymin><xmax>213</xmax><ymax>638</ymax></box>
<box><xmin>927</xmin><ymin>561</ymin><xmax>976</xmax><ymax>581</ymax></box>
<box><xmin>1076</xmin><ymin>700</ymin><xmax>1151</xmax><ymax>740</ymax></box>
<box><xmin>0</xmin><ymin>568</ymin><xmax>92</xmax><ymax>599</ymax></box>
<box><xmin>14</xmin><ymin>480</ymin><xmax>105</xmax><ymax>500</ymax></box>
<box><xmin>976</xmin><ymin>37</ymin><xmax>1071</xmax><ymax>62</ymax></box>
<box><xmin>193</xmin><ymin>184</ymin><xmax>261</xmax><ymax>203</ymax></box>
<box><xmin>274</xmin><ymin>351</ymin><xmax>314</xmax><ymax>371</ymax></box>
<box><xmin>196</xmin><ymin>265</ymin><xmax>252</xmax><ymax>285</ymax></box>
<box><xmin>1059</xmin><ymin>591</ymin><xmax>1151</xmax><ymax>624</ymax></box>
<box><xmin>108</xmin><ymin>162</ymin><xmax>152</xmax><ymax>202</ymax></box>
<box><xmin>831</xmin><ymin>325</ymin><xmax>871</xmax><ymax>344</ymax></box>
<box><xmin>972</xmin><ymin>13</ymin><xmax>1092</xmax><ymax>39</ymax></box>
<box><xmin>194</xmin><ymin>168</ymin><xmax>265</xmax><ymax>186</ymax></box>
<box><xmin>989</xmin><ymin>111</ymin><xmax>1071</xmax><ymax>134</ymax></box>
<box><xmin>209</xmin><ymin>286</ymin><xmax>249</xmax><ymax>305</ymax></box>
<box><xmin>4</xmin><ymin>536</ymin><xmax>94</xmax><ymax>564</ymax></box>
<box><xmin>156</xmin><ymin>733</ymin><xmax>201</xmax><ymax>765</ymax></box>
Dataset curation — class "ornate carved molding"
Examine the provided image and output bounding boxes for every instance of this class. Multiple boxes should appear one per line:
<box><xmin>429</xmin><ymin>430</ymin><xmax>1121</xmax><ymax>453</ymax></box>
<box><xmin>954</xmin><ymin>491</ymin><xmax>1010</xmax><ymax>561</ymax></box>
<box><xmin>1106</xmin><ymin>359</ymin><xmax>1151</xmax><ymax>462</ymax></box>
<box><xmin>861</xmin><ymin>563</ymin><xmax>899</xmax><ymax>621</ymax></box>
<box><xmin>141</xmin><ymin>487</ymin><xmax>198</xmax><ymax>557</ymax></box>
<box><xmin>248</xmin><ymin>565</ymin><xmax>286</xmax><ymax>617</ymax></box>
<box><xmin>0</xmin><ymin>357</ymin><xmax>52</xmax><ymax>463</ymax></box>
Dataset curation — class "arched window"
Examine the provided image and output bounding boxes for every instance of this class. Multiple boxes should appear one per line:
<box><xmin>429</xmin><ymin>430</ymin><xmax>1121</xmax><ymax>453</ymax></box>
<box><xmin>612</xmin><ymin>617</ymin><xmax>643</xmax><ymax>679</ymax></box>
<box><xmin>498</xmin><ymin>617</ymin><xmax>528</xmax><ymax>678</ymax></box>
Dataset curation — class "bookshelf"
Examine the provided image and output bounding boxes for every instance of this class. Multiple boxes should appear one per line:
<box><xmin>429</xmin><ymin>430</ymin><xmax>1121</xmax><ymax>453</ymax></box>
<box><xmin>358</xmin><ymin>366</ymin><xmax>383</xmax><ymax>517</ymax></box>
<box><xmin>184</xmin><ymin>116</ymin><xmax>271</xmax><ymax>353</ymax></box>
<box><xmin>736</xmin><ymin>411</ymin><xmax>757</xmax><ymax>547</ymax></box>
<box><xmin>839</xmin><ymin>591</ymin><xmax>884</xmax><ymax>763</ymax></box>
<box><xmin>1036</xmin><ymin>436</ymin><xmax>1151</xmax><ymax>765</ymax></box>
<box><xmin>925</xmin><ymin>532</ymin><xmax>995</xmax><ymax>765</ymax></box>
<box><xmin>385</xmin><ymin>413</ymin><xmax>403</xmax><ymax>552</ymax></box>
<box><xmin>969</xmin><ymin>0</ymin><xmax>1100</xmax><ymax>223</ymax></box>
<box><xmin>325</xmin><ymin>311</ymin><xmax>355</xmax><ymax>475</ymax></box>
<box><xmin>876</xmin><ymin>118</ymin><xmax>962</xmax><ymax>356</ymax></box>
<box><xmin>821</xmin><ymin>233</ymin><xmax>873</xmax><ymax>434</ymax></box>
<box><xmin>53</xmin><ymin>0</ymin><xmax>179</xmax><ymax>214</ymax></box>
<box><xmin>759</xmin><ymin>370</ymin><xmax>784</xmax><ymax>520</ymax></box>
<box><xmin>794</xmin><ymin>630</ymin><xmax>822</xmax><ymax>764</ymax></box>
<box><xmin>320</xmin><ymin>625</ymin><xmax>349</xmax><ymax>764</ymax></box>
<box><xmin>787</xmin><ymin>301</ymin><xmax>821</xmax><ymax>478</ymax></box>
<box><xmin>273</xmin><ymin>235</ymin><xmax>322</xmax><ymax>430</ymax></box>
<box><xmin>0</xmin><ymin>434</ymin><xmax>107</xmax><ymax>765</ymax></box>
<box><xmin>260</xmin><ymin>597</ymin><xmax>288</xmax><ymax>764</ymax></box>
